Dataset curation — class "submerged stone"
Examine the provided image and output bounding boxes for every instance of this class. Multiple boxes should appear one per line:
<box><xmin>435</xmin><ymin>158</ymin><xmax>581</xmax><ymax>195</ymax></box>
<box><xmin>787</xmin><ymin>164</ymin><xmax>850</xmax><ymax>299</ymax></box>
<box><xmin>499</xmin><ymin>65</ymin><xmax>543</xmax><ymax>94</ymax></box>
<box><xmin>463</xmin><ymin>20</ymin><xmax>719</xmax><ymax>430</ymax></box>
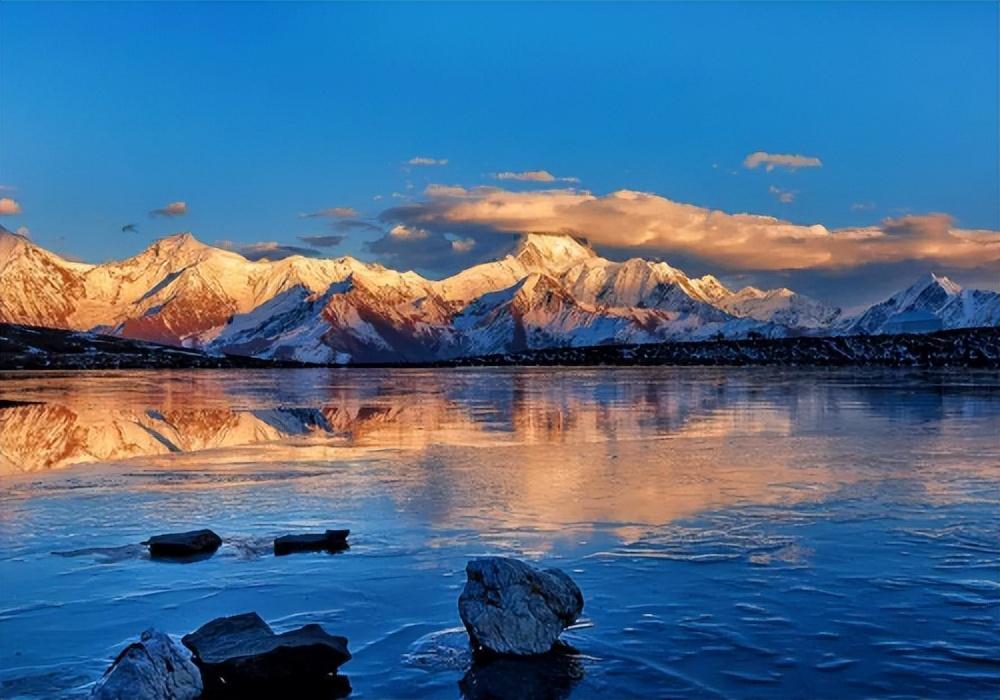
<box><xmin>458</xmin><ymin>557</ymin><xmax>584</xmax><ymax>656</ymax></box>
<box><xmin>90</xmin><ymin>629</ymin><xmax>202</xmax><ymax>700</ymax></box>
<box><xmin>273</xmin><ymin>529</ymin><xmax>350</xmax><ymax>556</ymax></box>
<box><xmin>182</xmin><ymin>612</ymin><xmax>351</xmax><ymax>697</ymax></box>
<box><xmin>145</xmin><ymin>529</ymin><xmax>222</xmax><ymax>558</ymax></box>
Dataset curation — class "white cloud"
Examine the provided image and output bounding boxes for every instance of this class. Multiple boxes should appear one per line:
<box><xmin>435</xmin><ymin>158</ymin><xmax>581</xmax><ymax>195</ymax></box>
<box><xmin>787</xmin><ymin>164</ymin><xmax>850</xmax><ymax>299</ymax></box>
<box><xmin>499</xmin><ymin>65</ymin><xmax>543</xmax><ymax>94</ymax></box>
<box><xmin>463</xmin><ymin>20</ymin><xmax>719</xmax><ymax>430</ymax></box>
<box><xmin>407</xmin><ymin>156</ymin><xmax>448</xmax><ymax>166</ymax></box>
<box><xmin>851</xmin><ymin>202</ymin><xmax>876</xmax><ymax>211</ymax></box>
<box><xmin>769</xmin><ymin>185</ymin><xmax>796</xmax><ymax>204</ymax></box>
<box><xmin>389</xmin><ymin>224</ymin><xmax>429</xmax><ymax>240</ymax></box>
<box><xmin>0</xmin><ymin>197</ymin><xmax>22</xmax><ymax>215</ymax></box>
<box><xmin>380</xmin><ymin>185</ymin><xmax>1000</xmax><ymax>272</ymax></box>
<box><xmin>15</xmin><ymin>226</ymin><xmax>29</xmax><ymax>237</ymax></box>
<box><xmin>744</xmin><ymin>151</ymin><xmax>822</xmax><ymax>172</ymax></box>
<box><xmin>494</xmin><ymin>170</ymin><xmax>580</xmax><ymax>184</ymax></box>
<box><xmin>450</xmin><ymin>237</ymin><xmax>476</xmax><ymax>253</ymax></box>
<box><xmin>150</xmin><ymin>201</ymin><xmax>188</xmax><ymax>217</ymax></box>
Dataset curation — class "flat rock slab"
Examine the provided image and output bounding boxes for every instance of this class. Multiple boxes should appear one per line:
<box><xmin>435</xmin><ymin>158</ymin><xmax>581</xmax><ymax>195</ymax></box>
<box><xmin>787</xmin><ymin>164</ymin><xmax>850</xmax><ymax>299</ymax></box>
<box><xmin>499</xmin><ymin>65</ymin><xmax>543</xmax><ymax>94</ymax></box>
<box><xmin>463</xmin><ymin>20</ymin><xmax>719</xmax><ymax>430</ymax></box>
<box><xmin>145</xmin><ymin>529</ymin><xmax>222</xmax><ymax>558</ymax></box>
<box><xmin>274</xmin><ymin>529</ymin><xmax>350</xmax><ymax>556</ymax></box>
<box><xmin>459</xmin><ymin>557</ymin><xmax>584</xmax><ymax>656</ymax></box>
<box><xmin>182</xmin><ymin>612</ymin><xmax>351</xmax><ymax>697</ymax></box>
<box><xmin>90</xmin><ymin>628</ymin><xmax>202</xmax><ymax>700</ymax></box>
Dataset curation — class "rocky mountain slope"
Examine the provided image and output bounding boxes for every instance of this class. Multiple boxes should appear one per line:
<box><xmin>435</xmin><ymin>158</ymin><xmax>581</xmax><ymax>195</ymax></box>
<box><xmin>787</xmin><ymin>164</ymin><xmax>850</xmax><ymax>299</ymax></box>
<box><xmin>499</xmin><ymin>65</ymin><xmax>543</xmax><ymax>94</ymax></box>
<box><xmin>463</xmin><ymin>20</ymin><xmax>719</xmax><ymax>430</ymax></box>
<box><xmin>0</xmin><ymin>323</ymin><xmax>300</xmax><ymax>370</ymax></box>
<box><xmin>442</xmin><ymin>327</ymin><xmax>1000</xmax><ymax>369</ymax></box>
<box><xmin>2</xmin><ymin>225</ymin><xmax>997</xmax><ymax>363</ymax></box>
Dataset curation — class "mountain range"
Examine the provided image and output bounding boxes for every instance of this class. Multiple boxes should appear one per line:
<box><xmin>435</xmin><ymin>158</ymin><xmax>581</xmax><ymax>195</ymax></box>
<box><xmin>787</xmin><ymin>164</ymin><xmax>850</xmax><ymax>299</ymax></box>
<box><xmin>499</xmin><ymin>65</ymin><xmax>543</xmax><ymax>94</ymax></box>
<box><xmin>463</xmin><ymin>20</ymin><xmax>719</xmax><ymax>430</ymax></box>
<box><xmin>1</xmin><ymin>226</ymin><xmax>997</xmax><ymax>363</ymax></box>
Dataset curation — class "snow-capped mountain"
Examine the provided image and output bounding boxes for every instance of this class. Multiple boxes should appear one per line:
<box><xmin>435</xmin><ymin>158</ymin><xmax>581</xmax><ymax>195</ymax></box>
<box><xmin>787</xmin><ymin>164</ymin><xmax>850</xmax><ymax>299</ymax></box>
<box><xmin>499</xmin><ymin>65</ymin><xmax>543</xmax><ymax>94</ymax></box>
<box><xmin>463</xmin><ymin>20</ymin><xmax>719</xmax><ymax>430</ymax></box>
<box><xmin>718</xmin><ymin>286</ymin><xmax>841</xmax><ymax>330</ymax></box>
<box><xmin>3</xmin><ymin>226</ymin><xmax>996</xmax><ymax>363</ymax></box>
<box><xmin>843</xmin><ymin>273</ymin><xmax>1000</xmax><ymax>335</ymax></box>
<box><xmin>209</xmin><ymin>233</ymin><xmax>788</xmax><ymax>362</ymax></box>
<box><xmin>0</xmin><ymin>227</ymin><xmax>424</xmax><ymax>347</ymax></box>
<box><xmin>0</xmin><ymin>226</ymin><xmax>92</xmax><ymax>328</ymax></box>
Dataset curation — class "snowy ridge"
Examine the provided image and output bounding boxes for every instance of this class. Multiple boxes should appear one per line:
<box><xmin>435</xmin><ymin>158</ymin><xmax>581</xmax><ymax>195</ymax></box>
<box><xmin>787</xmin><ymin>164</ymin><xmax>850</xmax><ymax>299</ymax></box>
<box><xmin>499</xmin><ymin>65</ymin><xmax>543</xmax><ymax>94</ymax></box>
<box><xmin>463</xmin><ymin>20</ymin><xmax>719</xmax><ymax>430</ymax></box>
<box><xmin>841</xmin><ymin>273</ymin><xmax>1000</xmax><ymax>335</ymax></box>
<box><xmin>2</xmin><ymin>228</ymin><xmax>998</xmax><ymax>364</ymax></box>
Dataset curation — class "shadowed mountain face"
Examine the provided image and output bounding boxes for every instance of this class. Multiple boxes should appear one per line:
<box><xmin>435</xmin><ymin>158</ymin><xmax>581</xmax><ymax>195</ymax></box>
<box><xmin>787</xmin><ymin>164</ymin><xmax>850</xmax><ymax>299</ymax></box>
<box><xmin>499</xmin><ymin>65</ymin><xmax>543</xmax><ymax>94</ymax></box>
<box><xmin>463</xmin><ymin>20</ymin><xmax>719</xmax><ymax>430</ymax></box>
<box><xmin>2</xmin><ymin>228</ymin><xmax>998</xmax><ymax>363</ymax></box>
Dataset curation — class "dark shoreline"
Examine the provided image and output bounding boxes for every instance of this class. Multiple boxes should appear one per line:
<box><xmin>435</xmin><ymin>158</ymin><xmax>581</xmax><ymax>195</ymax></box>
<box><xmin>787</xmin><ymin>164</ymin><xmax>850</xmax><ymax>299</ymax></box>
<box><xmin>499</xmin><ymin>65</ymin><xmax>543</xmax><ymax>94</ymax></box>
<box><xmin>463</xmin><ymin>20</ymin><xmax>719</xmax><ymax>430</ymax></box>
<box><xmin>2</xmin><ymin>323</ymin><xmax>998</xmax><ymax>371</ymax></box>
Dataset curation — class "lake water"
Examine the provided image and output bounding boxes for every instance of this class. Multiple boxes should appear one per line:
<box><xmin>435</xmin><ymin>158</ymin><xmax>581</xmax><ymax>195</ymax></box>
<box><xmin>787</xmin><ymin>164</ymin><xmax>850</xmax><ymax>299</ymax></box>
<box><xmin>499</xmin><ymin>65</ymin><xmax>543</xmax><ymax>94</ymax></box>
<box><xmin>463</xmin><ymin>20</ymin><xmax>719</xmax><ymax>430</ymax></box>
<box><xmin>1</xmin><ymin>368</ymin><xmax>998</xmax><ymax>699</ymax></box>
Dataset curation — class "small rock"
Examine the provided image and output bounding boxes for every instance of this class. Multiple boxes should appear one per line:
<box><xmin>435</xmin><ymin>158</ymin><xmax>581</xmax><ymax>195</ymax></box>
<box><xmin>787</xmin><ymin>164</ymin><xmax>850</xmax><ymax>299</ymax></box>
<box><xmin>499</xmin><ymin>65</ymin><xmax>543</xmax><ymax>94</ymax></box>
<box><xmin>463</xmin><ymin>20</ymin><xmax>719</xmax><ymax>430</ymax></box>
<box><xmin>145</xmin><ymin>529</ymin><xmax>222</xmax><ymax>558</ymax></box>
<box><xmin>458</xmin><ymin>557</ymin><xmax>584</xmax><ymax>656</ymax></box>
<box><xmin>273</xmin><ymin>529</ymin><xmax>350</xmax><ymax>556</ymax></box>
<box><xmin>182</xmin><ymin>612</ymin><xmax>351</xmax><ymax>696</ymax></box>
<box><xmin>90</xmin><ymin>629</ymin><xmax>202</xmax><ymax>700</ymax></box>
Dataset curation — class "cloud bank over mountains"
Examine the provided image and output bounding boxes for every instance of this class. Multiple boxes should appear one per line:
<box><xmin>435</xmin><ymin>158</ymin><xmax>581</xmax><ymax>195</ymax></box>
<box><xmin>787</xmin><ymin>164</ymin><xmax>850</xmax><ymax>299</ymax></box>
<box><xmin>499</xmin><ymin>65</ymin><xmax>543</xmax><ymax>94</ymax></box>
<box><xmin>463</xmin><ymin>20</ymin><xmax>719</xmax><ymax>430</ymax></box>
<box><xmin>378</xmin><ymin>186</ymin><xmax>1000</xmax><ymax>274</ymax></box>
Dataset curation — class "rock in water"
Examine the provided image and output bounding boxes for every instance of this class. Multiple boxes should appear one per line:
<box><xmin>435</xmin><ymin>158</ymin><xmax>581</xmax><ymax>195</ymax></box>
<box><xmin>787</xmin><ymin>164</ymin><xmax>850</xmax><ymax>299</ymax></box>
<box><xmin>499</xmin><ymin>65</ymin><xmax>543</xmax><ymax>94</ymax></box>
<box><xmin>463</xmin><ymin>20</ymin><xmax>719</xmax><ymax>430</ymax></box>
<box><xmin>145</xmin><ymin>529</ymin><xmax>222</xmax><ymax>558</ymax></box>
<box><xmin>90</xmin><ymin>629</ymin><xmax>202</xmax><ymax>700</ymax></box>
<box><xmin>273</xmin><ymin>529</ymin><xmax>350</xmax><ymax>556</ymax></box>
<box><xmin>458</xmin><ymin>557</ymin><xmax>584</xmax><ymax>655</ymax></box>
<box><xmin>182</xmin><ymin>612</ymin><xmax>351</xmax><ymax>696</ymax></box>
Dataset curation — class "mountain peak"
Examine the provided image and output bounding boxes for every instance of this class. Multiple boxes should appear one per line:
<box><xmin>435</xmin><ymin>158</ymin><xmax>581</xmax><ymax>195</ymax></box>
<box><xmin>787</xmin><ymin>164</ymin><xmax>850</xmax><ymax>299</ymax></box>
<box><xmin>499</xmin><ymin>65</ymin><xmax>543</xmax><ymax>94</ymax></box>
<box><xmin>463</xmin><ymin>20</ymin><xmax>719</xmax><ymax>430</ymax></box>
<box><xmin>156</xmin><ymin>232</ymin><xmax>206</xmax><ymax>250</ymax></box>
<box><xmin>135</xmin><ymin>232</ymin><xmax>228</xmax><ymax>265</ymax></box>
<box><xmin>514</xmin><ymin>233</ymin><xmax>596</xmax><ymax>270</ymax></box>
<box><xmin>923</xmin><ymin>272</ymin><xmax>962</xmax><ymax>295</ymax></box>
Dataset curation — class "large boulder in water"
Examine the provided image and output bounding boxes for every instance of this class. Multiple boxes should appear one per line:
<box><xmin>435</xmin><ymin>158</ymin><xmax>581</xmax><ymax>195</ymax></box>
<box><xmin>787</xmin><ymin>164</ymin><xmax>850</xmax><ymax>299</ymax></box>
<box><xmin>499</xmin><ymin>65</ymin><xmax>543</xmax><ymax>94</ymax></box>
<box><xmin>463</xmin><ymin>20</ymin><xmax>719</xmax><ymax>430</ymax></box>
<box><xmin>90</xmin><ymin>629</ymin><xmax>202</xmax><ymax>700</ymax></box>
<box><xmin>144</xmin><ymin>529</ymin><xmax>222</xmax><ymax>558</ymax></box>
<box><xmin>458</xmin><ymin>557</ymin><xmax>584</xmax><ymax>655</ymax></box>
<box><xmin>182</xmin><ymin>612</ymin><xmax>351</xmax><ymax>697</ymax></box>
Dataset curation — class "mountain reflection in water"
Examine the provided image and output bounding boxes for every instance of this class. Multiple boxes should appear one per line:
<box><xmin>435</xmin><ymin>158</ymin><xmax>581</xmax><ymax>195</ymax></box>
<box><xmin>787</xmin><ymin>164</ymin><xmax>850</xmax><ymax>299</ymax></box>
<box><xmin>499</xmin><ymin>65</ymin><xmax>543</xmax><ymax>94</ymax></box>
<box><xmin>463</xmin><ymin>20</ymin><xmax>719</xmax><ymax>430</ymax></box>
<box><xmin>0</xmin><ymin>368</ymin><xmax>998</xmax><ymax>699</ymax></box>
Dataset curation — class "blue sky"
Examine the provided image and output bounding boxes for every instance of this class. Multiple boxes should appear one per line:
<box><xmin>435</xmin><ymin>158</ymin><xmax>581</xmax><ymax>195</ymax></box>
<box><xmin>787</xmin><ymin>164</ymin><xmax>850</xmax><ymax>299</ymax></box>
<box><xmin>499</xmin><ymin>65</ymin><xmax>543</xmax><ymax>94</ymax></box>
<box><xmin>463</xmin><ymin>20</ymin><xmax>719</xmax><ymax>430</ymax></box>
<box><xmin>1</xmin><ymin>2</ymin><xmax>997</xmax><ymax>304</ymax></box>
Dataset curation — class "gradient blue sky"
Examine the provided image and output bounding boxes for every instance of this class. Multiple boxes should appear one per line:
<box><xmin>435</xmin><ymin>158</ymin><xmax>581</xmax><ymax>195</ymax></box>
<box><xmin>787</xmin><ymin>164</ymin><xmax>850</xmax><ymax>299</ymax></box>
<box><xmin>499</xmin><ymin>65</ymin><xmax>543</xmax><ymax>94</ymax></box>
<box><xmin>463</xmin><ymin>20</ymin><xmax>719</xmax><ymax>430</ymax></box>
<box><xmin>1</xmin><ymin>2</ymin><xmax>997</xmax><ymax>304</ymax></box>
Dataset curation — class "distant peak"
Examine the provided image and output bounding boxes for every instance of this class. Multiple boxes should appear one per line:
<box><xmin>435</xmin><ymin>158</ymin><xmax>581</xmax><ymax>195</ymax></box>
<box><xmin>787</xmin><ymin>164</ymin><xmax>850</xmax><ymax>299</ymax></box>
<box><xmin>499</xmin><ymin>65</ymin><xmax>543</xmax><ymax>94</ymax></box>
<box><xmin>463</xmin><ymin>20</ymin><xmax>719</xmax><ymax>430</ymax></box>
<box><xmin>157</xmin><ymin>232</ymin><xmax>204</xmax><ymax>248</ymax></box>
<box><xmin>138</xmin><ymin>232</ymin><xmax>218</xmax><ymax>261</ymax></box>
<box><xmin>912</xmin><ymin>272</ymin><xmax>962</xmax><ymax>295</ymax></box>
<box><xmin>514</xmin><ymin>233</ymin><xmax>596</xmax><ymax>269</ymax></box>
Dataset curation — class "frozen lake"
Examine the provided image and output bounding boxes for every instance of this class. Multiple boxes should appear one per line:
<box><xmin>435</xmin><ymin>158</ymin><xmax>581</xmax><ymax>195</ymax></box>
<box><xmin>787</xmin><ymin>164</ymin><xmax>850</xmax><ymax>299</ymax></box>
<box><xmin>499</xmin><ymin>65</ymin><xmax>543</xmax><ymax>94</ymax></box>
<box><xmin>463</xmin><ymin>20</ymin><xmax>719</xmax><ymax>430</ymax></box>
<box><xmin>1</xmin><ymin>367</ymin><xmax>998</xmax><ymax>698</ymax></box>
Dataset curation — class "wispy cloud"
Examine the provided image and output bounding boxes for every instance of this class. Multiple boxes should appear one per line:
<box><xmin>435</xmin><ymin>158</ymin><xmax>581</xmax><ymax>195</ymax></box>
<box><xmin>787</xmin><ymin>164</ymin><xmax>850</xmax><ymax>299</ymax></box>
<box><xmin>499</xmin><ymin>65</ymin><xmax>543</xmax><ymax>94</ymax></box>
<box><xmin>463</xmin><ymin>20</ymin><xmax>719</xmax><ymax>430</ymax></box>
<box><xmin>298</xmin><ymin>234</ymin><xmax>344</xmax><ymax>248</ymax></box>
<box><xmin>407</xmin><ymin>156</ymin><xmax>448</xmax><ymax>166</ymax></box>
<box><xmin>298</xmin><ymin>206</ymin><xmax>358</xmax><ymax>219</ymax></box>
<box><xmin>217</xmin><ymin>240</ymin><xmax>322</xmax><ymax>261</ymax></box>
<box><xmin>149</xmin><ymin>201</ymin><xmax>188</xmax><ymax>217</ymax></box>
<box><xmin>0</xmin><ymin>197</ymin><xmax>22</xmax><ymax>215</ymax></box>
<box><xmin>380</xmin><ymin>185</ymin><xmax>1000</xmax><ymax>272</ymax></box>
<box><xmin>744</xmin><ymin>151</ymin><xmax>822</xmax><ymax>172</ymax></box>
<box><xmin>768</xmin><ymin>185</ymin><xmax>796</xmax><ymax>204</ymax></box>
<box><xmin>331</xmin><ymin>219</ymin><xmax>382</xmax><ymax>234</ymax></box>
<box><xmin>494</xmin><ymin>170</ymin><xmax>580</xmax><ymax>184</ymax></box>
<box><xmin>851</xmin><ymin>202</ymin><xmax>876</xmax><ymax>211</ymax></box>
